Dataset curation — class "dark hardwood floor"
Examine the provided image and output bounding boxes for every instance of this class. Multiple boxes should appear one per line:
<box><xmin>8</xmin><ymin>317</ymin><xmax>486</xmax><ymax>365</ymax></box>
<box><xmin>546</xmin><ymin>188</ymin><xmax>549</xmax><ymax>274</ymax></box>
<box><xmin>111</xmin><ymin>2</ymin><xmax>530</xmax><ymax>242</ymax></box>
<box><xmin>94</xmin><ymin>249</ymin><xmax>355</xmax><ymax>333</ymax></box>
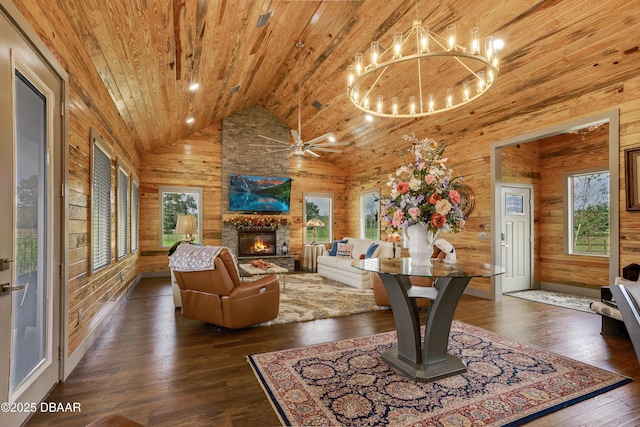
<box><xmin>26</xmin><ymin>277</ymin><xmax>640</xmax><ymax>427</ymax></box>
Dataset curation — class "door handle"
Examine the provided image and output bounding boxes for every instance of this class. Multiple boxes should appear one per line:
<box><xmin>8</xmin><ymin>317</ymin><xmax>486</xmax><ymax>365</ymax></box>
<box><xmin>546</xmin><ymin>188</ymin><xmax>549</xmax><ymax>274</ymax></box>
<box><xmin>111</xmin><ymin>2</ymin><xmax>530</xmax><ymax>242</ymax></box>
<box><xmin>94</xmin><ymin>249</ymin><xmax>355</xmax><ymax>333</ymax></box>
<box><xmin>0</xmin><ymin>258</ymin><xmax>15</xmax><ymax>271</ymax></box>
<box><xmin>0</xmin><ymin>283</ymin><xmax>26</xmax><ymax>296</ymax></box>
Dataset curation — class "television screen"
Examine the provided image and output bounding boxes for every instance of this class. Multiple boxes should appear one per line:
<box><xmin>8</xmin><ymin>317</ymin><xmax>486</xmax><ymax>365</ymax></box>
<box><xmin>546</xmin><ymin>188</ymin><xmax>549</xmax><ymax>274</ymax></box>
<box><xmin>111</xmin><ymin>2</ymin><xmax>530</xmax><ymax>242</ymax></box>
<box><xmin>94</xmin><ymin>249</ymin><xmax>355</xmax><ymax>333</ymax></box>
<box><xmin>229</xmin><ymin>175</ymin><xmax>291</xmax><ymax>213</ymax></box>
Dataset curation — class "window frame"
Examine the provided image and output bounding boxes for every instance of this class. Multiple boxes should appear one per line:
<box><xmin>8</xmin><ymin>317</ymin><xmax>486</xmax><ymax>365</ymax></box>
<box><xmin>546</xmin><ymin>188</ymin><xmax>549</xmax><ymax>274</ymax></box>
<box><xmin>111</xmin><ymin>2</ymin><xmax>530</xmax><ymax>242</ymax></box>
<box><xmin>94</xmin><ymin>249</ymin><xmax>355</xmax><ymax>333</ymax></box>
<box><xmin>90</xmin><ymin>129</ymin><xmax>113</xmax><ymax>273</ymax></box>
<box><xmin>303</xmin><ymin>192</ymin><xmax>334</xmax><ymax>244</ymax></box>
<box><xmin>359</xmin><ymin>188</ymin><xmax>380</xmax><ymax>240</ymax></box>
<box><xmin>158</xmin><ymin>186</ymin><xmax>203</xmax><ymax>248</ymax></box>
<box><xmin>116</xmin><ymin>162</ymin><xmax>130</xmax><ymax>260</ymax></box>
<box><xmin>565</xmin><ymin>167</ymin><xmax>610</xmax><ymax>257</ymax></box>
<box><xmin>131</xmin><ymin>179</ymin><xmax>139</xmax><ymax>253</ymax></box>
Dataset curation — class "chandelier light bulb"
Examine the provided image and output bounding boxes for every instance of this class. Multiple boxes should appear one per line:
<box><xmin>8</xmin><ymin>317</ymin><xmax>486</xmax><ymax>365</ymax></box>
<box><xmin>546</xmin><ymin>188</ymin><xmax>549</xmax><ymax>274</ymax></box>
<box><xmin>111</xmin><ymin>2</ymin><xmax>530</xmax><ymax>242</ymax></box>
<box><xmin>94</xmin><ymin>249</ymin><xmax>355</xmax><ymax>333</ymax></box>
<box><xmin>477</xmin><ymin>71</ymin><xmax>486</xmax><ymax>92</ymax></box>
<box><xmin>371</xmin><ymin>41</ymin><xmax>380</xmax><ymax>67</ymax></box>
<box><xmin>470</xmin><ymin>27</ymin><xmax>480</xmax><ymax>55</ymax></box>
<box><xmin>355</xmin><ymin>53</ymin><xmax>363</xmax><ymax>75</ymax></box>
<box><xmin>463</xmin><ymin>81</ymin><xmax>470</xmax><ymax>102</ymax></box>
<box><xmin>447</xmin><ymin>24</ymin><xmax>456</xmax><ymax>51</ymax></box>
<box><xmin>485</xmin><ymin>36</ymin><xmax>494</xmax><ymax>62</ymax></box>
<box><xmin>346</xmin><ymin>15</ymin><xmax>502</xmax><ymax>118</ymax></box>
<box><xmin>393</xmin><ymin>32</ymin><xmax>403</xmax><ymax>58</ymax></box>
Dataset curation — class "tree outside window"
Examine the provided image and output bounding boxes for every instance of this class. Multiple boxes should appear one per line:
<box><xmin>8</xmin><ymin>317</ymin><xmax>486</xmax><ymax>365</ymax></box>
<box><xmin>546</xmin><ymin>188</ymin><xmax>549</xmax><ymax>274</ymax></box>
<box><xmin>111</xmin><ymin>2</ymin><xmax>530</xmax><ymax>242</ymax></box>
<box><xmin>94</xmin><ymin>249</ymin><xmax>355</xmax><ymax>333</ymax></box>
<box><xmin>304</xmin><ymin>194</ymin><xmax>333</xmax><ymax>244</ymax></box>
<box><xmin>160</xmin><ymin>186</ymin><xmax>202</xmax><ymax>247</ymax></box>
<box><xmin>569</xmin><ymin>170</ymin><xmax>609</xmax><ymax>256</ymax></box>
<box><xmin>360</xmin><ymin>190</ymin><xmax>379</xmax><ymax>240</ymax></box>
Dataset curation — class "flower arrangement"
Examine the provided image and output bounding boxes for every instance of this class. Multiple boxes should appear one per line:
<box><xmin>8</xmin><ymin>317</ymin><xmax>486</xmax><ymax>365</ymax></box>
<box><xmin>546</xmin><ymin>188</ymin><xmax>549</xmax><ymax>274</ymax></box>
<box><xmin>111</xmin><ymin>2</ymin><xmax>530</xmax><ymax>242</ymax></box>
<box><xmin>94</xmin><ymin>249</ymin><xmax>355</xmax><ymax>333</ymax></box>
<box><xmin>381</xmin><ymin>134</ymin><xmax>466</xmax><ymax>234</ymax></box>
<box><xmin>223</xmin><ymin>213</ymin><xmax>291</xmax><ymax>230</ymax></box>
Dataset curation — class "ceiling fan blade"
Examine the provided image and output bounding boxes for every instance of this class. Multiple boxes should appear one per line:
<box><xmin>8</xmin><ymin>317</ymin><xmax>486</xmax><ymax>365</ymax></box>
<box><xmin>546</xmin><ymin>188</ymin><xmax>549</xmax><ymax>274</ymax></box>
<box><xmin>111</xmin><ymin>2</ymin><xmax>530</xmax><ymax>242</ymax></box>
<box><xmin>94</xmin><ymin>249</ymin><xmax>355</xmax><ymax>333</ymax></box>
<box><xmin>265</xmin><ymin>148</ymin><xmax>293</xmax><ymax>154</ymax></box>
<box><xmin>305</xmin><ymin>133</ymin><xmax>333</xmax><ymax>146</ymax></box>
<box><xmin>312</xmin><ymin>141</ymin><xmax>350</xmax><ymax>147</ymax></box>
<box><xmin>305</xmin><ymin>149</ymin><xmax>321</xmax><ymax>158</ymax></box>
<box><xmin>257</xmin><ymin>135</ymin><xmax>290</xmax><ymax>145</ymax></box>
<box><xmin>310</xmin><ymin>147</ymin><xmax>342</xmax><ymax>153</ymax></box>
<box><xmin>291</xmin><ymin>130</ymin><xmax>302</xmax><ymax>145</ymax></box>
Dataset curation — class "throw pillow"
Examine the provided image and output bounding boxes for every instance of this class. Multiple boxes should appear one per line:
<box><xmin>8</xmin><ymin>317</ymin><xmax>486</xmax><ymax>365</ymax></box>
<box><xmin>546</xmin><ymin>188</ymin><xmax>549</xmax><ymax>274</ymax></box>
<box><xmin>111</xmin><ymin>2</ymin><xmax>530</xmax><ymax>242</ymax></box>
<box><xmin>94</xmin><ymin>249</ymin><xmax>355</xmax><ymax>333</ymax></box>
<box><xmin>365</xmin><ymin>243</ymin><xmax>379</xmax><ymax>259</ymax></box>
<box><xmin>336</xmin><ymin>243</ymin><xmax>353</xmax><ymax>258</ymax></box>
<box><xmin>329</xmin><ymin>239</ymin><xmax>348</xmax><ymax>256</ymax></box>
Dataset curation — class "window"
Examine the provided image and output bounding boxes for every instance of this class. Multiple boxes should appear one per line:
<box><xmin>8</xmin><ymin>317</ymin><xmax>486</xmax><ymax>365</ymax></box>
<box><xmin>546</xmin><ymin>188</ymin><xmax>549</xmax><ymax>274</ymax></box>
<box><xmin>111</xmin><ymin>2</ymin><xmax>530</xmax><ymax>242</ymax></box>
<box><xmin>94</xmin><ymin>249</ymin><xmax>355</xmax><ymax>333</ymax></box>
<box><xmin>567</xmin><ymin>169</ymin><xmax>610</xmax><ymax>256</ymax></box>
<box><xmin>159</xmin><ymin>186</ymin><xmax>202</xmax><ymax>247</ymax></box>
<box><xmin>359</xmin><ymin>189</ymin><xmax>380</xmax><ymax>239</ymax></box>
<box><xmin>117</xmin><ymin>165</ymin><xmax>129</xmax><ymax>259</ymax></box>
<box><xmin>131</xmin><ymin>180</ymin><xmax>139</xmax><ymax>252</ymax></box>
<box><xmin>304</xmin><ymin>193</ymin><xmax>333</xmax><ymax>244</ymax></box>
<box><xmin>91</xmin><ymin>130</ymin><xmax>112</xmax><ymax>271</ymax></box>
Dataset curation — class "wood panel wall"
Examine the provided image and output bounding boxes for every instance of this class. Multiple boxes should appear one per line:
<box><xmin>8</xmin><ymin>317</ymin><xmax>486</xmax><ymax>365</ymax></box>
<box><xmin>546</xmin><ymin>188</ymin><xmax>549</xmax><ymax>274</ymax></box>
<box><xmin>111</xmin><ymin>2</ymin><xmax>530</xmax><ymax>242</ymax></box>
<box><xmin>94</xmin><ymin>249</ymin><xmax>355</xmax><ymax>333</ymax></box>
<box><xmin>13</xmin><ymin>1</ymin><xmax>142</xmax><ymax>356</ymax></box>
<box><xmin>139</xmin><ymin>118</ymin><xmax>348</xmax><ymax>274</ymax></box>
<box><xmin>538</xmin><ymin>128</ymin><xmax>609</xmax><ymax>291</ymax></box>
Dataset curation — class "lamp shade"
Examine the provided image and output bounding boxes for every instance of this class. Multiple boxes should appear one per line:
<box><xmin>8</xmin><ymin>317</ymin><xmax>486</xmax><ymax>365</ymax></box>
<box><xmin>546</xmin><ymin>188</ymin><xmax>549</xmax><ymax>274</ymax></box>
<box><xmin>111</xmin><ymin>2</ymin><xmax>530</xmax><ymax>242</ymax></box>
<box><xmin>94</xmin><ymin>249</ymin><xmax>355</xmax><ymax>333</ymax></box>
<box><xmin>306</xmin><ymin>218</ymin><xmax>325</xmax><ymax>228</ymax></box>
<box><xmin>175</xmin><ymin>214</ymin><xmax>197</xmax><ymax>236</ymax></box>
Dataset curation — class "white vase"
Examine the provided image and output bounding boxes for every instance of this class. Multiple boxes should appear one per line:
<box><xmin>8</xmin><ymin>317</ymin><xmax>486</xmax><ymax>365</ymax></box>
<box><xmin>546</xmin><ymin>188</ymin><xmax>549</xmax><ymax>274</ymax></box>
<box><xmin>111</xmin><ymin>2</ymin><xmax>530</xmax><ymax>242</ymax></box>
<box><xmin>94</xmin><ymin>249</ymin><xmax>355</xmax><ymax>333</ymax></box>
<box><xmin>406</xmin><ymin>224</ymin><xmax>440</xmax><ymax>266</ymax></box>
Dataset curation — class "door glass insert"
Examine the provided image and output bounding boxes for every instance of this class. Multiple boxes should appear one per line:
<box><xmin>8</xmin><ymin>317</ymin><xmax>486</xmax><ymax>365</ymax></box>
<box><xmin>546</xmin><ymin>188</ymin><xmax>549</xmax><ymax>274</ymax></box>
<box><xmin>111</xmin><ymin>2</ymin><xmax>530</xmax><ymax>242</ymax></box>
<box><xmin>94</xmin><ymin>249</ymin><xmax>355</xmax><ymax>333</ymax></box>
<box><xmin>12</xmin><ymin>70</ymin><xmax>48</xmax><ymax>391</ymax></box>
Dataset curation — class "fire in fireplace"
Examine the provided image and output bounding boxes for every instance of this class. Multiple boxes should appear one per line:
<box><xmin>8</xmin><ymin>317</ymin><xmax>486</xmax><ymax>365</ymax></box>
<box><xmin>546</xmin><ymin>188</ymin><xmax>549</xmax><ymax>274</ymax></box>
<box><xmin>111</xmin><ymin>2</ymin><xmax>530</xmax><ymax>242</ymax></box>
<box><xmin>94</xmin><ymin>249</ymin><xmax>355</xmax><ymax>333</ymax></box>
<box><xmin>238</xmin><ymin>230</ymin><xmax>277</xmax><ymax>256</ymax></box>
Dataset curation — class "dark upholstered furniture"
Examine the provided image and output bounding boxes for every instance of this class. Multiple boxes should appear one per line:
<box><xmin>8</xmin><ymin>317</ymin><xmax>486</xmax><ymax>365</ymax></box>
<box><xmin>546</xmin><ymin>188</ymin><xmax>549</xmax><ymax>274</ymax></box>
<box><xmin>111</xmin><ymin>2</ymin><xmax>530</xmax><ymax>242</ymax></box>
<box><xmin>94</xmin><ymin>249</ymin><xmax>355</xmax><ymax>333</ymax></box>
<box><xmin>610</xmin><ymin>279</ymin><xmax>640</xmax><ymax>363</ymax></box>
<box><xmin>171</xmin><ymin>247</ymin><xmax>280</xmax><ymax>328</ymax></box>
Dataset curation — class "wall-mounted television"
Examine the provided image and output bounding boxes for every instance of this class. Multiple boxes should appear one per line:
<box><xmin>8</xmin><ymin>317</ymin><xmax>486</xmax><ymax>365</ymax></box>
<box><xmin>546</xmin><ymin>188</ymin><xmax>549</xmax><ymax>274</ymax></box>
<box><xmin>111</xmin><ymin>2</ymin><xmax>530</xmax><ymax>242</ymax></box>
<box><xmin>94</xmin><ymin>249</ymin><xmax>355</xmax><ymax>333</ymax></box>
<box><xmin>229</xmin><ymin>174</ymin><xmax>291</xmax><ymax>213</ymax></box>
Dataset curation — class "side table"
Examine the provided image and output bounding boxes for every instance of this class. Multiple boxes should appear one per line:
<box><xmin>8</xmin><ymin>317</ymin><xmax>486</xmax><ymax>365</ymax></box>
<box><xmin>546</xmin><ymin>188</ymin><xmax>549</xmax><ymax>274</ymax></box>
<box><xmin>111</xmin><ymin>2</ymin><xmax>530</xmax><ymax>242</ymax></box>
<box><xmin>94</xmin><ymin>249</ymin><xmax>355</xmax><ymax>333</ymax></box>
<box><xmin>302</xmin><ymin>244</ymin><xmax>326</xmax><ymax>272</ymax></box>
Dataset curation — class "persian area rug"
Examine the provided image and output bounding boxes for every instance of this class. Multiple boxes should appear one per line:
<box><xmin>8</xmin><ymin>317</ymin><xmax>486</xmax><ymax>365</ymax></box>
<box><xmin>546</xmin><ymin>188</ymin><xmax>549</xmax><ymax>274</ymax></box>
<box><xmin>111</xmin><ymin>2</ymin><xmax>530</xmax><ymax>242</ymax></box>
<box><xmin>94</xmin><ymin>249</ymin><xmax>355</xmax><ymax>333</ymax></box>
<box><xmin>257</xmin><ymin>273</ymin><xmax>387</xmax><ymax>326</ymax></box>
<box><xmin>248</xmin><ymin>321</ymin><xmax>631</xmax><ymax>426</ymax></box>
<box><xmin>505</xmin><ymin>289</ymin><xmax>598</xmax><ymax>313</ymax></box>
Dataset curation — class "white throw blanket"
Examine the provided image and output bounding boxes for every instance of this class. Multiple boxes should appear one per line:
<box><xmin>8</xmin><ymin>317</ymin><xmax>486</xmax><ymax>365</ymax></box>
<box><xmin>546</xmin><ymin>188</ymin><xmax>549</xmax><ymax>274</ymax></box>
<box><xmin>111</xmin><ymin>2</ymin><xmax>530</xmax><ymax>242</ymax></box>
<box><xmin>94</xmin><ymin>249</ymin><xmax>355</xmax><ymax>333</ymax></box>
<box><xmin>434</xmin><ymin>238</ymin><xmax>456</xmax><ymax>263</ymax></box>
<box><xmin>169</xmin><ymin>244</ymin><xmax>227</xmax><ymax>272</ymax></box>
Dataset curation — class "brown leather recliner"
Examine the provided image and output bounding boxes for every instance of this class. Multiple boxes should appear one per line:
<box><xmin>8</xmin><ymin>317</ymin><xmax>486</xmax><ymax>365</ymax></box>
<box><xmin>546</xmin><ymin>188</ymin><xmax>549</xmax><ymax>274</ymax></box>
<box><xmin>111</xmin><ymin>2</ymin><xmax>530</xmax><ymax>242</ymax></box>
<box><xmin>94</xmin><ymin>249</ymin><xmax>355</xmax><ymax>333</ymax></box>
<box><xmin>373</xmin><ymin>246</ymin><xmax>445</xmax><ymax>307</ymax></box>
<box><xmin>172</xmin><ymin>248</ymin><xmax>280</xmax><ymax>328</ymax></box>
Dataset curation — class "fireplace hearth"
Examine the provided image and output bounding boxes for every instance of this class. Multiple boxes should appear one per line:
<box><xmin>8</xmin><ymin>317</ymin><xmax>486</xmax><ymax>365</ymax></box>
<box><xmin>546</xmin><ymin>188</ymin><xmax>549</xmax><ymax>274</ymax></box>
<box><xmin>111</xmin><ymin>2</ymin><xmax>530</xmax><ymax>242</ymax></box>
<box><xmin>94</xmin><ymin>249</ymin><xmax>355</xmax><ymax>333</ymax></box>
<box><xmin>238</xmin><ymin>229</ymin><xmax>277</xmax><ymax>257</ymax></box>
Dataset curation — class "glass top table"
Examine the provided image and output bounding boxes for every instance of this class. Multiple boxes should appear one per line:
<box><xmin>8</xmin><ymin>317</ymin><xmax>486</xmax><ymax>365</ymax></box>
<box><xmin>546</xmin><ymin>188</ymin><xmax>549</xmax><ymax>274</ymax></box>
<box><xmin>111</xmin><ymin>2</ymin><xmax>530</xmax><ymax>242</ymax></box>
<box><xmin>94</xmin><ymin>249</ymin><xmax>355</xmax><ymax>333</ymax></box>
<box><xmin>353</xmin><ymin>258</ymin><xmax>505</xmax><ymax>382</ymax></box>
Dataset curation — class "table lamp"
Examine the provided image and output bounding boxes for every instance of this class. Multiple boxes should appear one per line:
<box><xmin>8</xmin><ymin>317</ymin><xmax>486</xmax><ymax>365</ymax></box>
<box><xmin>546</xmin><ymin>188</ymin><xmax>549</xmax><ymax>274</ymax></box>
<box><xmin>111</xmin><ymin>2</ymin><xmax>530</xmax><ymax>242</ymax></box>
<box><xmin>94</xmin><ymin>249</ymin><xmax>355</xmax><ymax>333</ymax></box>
<box><xmin>306</xmin><ymin>218</ymin><xmax>325</xmax><ymax>245</ymax></box>
<box><xmin>175</xmin><ymin>214</ymin><xmax>197</xmax><ymax>243</ymax></box>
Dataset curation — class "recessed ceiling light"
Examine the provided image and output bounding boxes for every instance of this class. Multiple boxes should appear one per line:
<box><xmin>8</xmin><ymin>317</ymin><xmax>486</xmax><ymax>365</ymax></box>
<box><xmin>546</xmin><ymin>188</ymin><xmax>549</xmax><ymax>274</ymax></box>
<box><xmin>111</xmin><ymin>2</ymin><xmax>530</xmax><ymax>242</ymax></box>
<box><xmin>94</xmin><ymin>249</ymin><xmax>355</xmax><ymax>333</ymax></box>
<box><xmin>189</xmin><ymin>82</ymin><xmax>200</xmax><ymax>91</ymax></box>
<box><xmin>186</xmin><ymin>117</ymin><xmax>195</xmax><ymax>124</ymax></box>
<box><xmin>328</xmin><ymin>135</ymin><xmax>336</xmax><ymax>142</ymax></box>
<box><xmin>493</xmin><ymin>39</ymin><xmax>505</xmax><ymax>50</ymax></box>
<box><xmin>365</xmin><ymin>114</ymin><xmax>374</xmax><ymax>122</ymax></box>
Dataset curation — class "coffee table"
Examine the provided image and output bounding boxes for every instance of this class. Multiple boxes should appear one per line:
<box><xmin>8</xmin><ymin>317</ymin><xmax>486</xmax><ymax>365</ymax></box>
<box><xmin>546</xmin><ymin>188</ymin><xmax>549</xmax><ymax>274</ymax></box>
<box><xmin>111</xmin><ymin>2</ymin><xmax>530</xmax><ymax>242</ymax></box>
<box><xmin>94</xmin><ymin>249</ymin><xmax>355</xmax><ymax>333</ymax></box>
<box><xmin>239</xmin><ymin>262</ymin><xmax>289</xmax><ymax>291</ymax></box>
<box><xmin>353</xmin><ymin>258</ymin><xmax>504</xmax><ymax>382</ymax></box>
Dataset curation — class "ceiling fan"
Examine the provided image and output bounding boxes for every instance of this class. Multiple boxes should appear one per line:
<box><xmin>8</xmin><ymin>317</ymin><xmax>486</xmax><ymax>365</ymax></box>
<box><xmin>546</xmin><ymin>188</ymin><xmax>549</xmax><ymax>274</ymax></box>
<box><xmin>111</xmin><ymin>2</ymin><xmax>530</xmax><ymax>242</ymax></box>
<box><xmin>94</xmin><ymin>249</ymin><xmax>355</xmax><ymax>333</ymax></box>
<box><xmin>255</xmin><ymin>41</ymin><xmax>349</xmax><ymax>158</ymax></box>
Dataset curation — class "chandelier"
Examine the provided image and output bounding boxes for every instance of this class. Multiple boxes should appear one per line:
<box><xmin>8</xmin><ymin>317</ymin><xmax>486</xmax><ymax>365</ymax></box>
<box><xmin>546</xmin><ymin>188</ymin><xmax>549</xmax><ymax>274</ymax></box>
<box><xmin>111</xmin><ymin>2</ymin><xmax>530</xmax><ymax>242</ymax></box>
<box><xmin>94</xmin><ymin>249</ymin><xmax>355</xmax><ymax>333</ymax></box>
<box><xmin>346</xmin><ymin>15</ymin><xmax>502</xmax><ymax>118</ymax></box>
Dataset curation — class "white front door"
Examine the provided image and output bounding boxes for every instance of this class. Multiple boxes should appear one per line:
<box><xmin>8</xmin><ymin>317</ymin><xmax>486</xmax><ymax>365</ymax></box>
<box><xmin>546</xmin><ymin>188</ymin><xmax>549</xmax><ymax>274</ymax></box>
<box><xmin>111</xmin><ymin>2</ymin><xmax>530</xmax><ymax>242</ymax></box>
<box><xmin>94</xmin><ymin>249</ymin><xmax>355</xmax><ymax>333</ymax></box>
<box><xmin>500</xmin><ymin>185</ymin><xmax>533</xmax><ymax>293</ymax></box>
<box><xmin>0</xmin><ymin>6</ymin><xmax>64</xmax><ymax>426</ymax></box>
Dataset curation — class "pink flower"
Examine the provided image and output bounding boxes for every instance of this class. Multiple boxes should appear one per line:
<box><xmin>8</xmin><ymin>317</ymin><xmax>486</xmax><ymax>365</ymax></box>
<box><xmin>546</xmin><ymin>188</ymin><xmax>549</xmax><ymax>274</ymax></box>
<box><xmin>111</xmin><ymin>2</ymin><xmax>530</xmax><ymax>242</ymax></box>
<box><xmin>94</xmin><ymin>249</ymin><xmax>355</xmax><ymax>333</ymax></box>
<box><xmin>392</xmin><ymin>209</ymin><xmax>404</xmax><ymax>227</ymax></box>
<box><xmin>396</xmin><ymin>182</ymin><xmax>409</xmax><ymax>194</ymax></box>
<box><xmin>428</xmin><ymin>193</ymin><xmax>442</xmax><ymax>205</ymax></box>
<box><xmin>449</xmin><ymin>189</ymin><xmax>461</xmax><ymax>204</ymax></box>
<box><xmin>408</xmin><ymin>207</ymin><xmax>421</xmax><ymax>219</ymax></box>
<box><xmin>425</xmin><ymin>174</ymin><xmax>436</xmax><ymax>184</ymax></box>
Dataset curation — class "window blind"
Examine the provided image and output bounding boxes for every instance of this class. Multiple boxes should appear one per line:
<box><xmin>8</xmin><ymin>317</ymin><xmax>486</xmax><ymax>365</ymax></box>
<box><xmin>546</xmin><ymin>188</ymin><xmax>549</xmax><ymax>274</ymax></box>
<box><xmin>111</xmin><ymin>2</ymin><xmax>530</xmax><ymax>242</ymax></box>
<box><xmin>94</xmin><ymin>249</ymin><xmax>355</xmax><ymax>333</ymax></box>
<box><xmin>117</xmin><ymin>167</ymin><xmax>129</xmax><ymax>259</ymax></box>
<box><xmin>92</xmin><ymin>143</ymin><xmax>111</xmax><ymax>271</ymax></box>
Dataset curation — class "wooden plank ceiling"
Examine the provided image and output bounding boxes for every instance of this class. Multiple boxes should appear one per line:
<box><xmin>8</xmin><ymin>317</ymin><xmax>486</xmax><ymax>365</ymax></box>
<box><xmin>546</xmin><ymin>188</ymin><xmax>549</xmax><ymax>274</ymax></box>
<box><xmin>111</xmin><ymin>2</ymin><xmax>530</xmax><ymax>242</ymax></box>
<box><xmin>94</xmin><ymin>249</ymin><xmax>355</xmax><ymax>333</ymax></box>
<box><xmin>61</xmin><ymin>0</ymin><xmax>640</xmax><ymax>168</ymax></box>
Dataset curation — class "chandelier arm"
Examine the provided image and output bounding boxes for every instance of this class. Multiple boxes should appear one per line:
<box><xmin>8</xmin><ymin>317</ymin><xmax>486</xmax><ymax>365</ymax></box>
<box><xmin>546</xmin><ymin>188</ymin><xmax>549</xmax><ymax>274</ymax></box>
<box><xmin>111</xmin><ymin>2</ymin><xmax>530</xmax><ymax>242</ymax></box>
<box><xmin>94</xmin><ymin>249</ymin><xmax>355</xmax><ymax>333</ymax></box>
<box><xmin>358</xmin><ymin>65</ymin><xmax>390</xmax><ymax>107</ymax></box>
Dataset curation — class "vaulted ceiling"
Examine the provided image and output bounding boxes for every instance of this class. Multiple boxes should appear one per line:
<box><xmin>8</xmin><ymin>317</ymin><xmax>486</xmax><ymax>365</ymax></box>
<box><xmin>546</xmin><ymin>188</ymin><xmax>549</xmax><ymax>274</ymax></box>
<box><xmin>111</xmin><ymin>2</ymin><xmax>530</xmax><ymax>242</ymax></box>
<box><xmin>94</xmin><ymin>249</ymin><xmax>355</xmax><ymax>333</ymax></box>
<box><xmin>60</xmin><ymin>0</ymin><xmax>640</xmax><ymax>168</ymax></box>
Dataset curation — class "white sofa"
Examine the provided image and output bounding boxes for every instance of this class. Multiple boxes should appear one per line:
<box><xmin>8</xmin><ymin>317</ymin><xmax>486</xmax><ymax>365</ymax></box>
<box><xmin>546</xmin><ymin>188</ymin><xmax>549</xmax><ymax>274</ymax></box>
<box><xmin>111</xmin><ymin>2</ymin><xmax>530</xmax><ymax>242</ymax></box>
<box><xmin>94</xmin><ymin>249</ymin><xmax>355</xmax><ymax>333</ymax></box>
<box><xmin>317</xmin><ymin>237</ymin><xmax>398</xmax><ymax>289</ymax></box>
